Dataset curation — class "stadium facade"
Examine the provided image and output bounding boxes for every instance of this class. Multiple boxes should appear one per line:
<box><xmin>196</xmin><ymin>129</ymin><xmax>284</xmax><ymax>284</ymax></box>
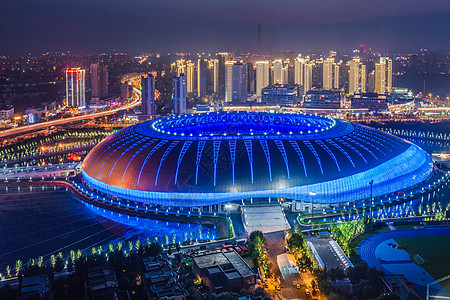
<box><xmin>82</xmin><ymin>112</ymin><xmax>433</xmax><ymax>208</ymax></box>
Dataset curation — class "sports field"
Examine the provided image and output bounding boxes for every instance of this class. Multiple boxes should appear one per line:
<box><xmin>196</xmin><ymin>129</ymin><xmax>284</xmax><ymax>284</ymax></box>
<box><xmin>395</xmin><ymin>235</ymin><xmax>450</xmax><ymax>290</ymax></box>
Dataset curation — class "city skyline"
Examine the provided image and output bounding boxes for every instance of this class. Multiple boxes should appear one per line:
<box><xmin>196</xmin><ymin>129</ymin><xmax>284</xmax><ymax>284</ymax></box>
<box><xmin>0</xmin><ymin>0</ymin><xmax>449</xmax><ymax>54</ymax></box>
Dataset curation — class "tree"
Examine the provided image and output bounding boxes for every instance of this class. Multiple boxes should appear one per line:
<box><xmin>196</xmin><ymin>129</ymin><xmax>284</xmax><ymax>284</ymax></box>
<box><xmin>15</xmin><ymin>260</ymin><xmax>22</xmax><ymax>276</ymax></box>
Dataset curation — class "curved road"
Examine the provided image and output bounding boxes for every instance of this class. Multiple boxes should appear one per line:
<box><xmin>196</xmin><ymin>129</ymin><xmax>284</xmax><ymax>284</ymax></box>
<box><xmin>0</xmin><ymin>87</ymin><xmax>141</xmax><ymax>139</ymax></box>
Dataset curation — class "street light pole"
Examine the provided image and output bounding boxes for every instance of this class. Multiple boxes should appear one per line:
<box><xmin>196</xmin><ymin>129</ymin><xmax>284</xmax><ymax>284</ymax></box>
<box><xmin>369</xmin><ymin>180</ymin><xmax>374</xmax><ymax>218</ymax></box>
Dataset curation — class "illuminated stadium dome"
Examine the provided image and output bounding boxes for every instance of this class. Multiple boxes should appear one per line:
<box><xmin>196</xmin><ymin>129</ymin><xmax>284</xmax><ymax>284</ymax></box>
<box><xmin>82</xmin><ymin>112</ymin><xmax>434</xmax><ymax>207</ymax></box>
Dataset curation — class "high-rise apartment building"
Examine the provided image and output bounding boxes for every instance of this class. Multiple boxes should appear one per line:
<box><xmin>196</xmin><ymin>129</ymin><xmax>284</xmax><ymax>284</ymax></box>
<box><xmin>141</xmin><ymin>73</ymin><xmax>156</xmax><ymax>116</ymax></box>
<box><xmin>213</xmin><ymin>59</ymin><xmax>219</xmax><ymax>94</ymax></box>
<box><xmin>255</xmin><ymin>61</ymin><xmax>270</xmax><ymax>97</ymax></box>
<box><xmin>348</xmin><ymin>58</ymin><xmax>366</xmax><ymax>94</ymax></box>
<box><xmin>186</xmin><ymin>61</ymin><xmax>195</xmax><ymax>93</ymax></box>
<box><xmin>173</xmin><ymin>74</ymin><xmax>186</xmax><ymax>114</ymax></box>
<box><xmin>197</xmin><ymin>59</ymin><xmax>207</xmax><ymax>98</ymax></box>
<box><xmin>272</xmin><ymin>59</ymin><xmax>283</xmax><ymax>84</ymax></box>
<box><xmin>90</xmin><ymin>63</ymin><xmax>108</xmax><ymax>103</ymax></box>
<box><xmin>375</xmin><ymin>57</ymin><xmax>393</xmax><ymax>94</ymax></box>
<box><xmin>225</xmin><ymin>61</ymin><xmax>247</xmax><ymax>103</ymax></box>
<box><xmin>303</xmin><ymin>63</ymin><xmax>313</xmax><ymax>94</ymax></box>
<box><xmin>66</xmin><ymin>68</ymin><xmax>86</xmax><ymax>107</ymax></box>
<box><xmin>323</xmin><ymin>58</ymin><xmax>334</xmax><ymax>90</ymax></box>
<box><xmin>218</xmin><ymin>52</ymin><xmax>234</xmax><ymax>98</ymax></box>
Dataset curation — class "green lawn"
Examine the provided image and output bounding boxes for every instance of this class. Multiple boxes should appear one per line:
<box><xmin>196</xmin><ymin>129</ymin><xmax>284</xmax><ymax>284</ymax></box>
<box><xmin>395</xmin><ymin>235</ymin><xmax>450</xmax><ymax>290</ymax></box>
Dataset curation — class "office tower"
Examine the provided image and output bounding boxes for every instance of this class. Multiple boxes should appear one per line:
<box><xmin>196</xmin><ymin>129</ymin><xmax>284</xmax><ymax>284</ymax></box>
<box><xmin>225</xmin><ymin>62</ymin><xmax>247</xmax><ymax>103</ymax></box>
<box><xmin>323</xmin><ymin>58</ymin><xmax>334</xmax><ymax>90</ymax></box>
<box><xmin>66</xmin><ymin>68</ymin><xmax>86</xmax><ymax>107</ymax></box>
<box><xmin>90</xmin><ymin>63</ymin><xmax>108</xmax><ymax>103</ymax></box>
<box><xmin>186</xmin><ymin>61</ymin><xmax>195</xmax><ymax>93</ymax></box>
<box><xmin>141</xmin><ymin>73</ymin><xmax>156</xmax><ymax>116</ymax></box>
<box><xmin>261</xmin><ymin>84</ymin><xmax>301</xmax><ymax>106</ymax></box>
<box><xmin>213</xmin><ymin>59</ymin><xmax>219</xmax><ymax>93</ymax></box>
<box><xmin>294</xmin><ymin>57</ymin><xmax>305</xmax><ymax>86</ymax></box>
<box><xmin>197</xmin><ymin>59</ymin><xmax>207</xmax><ymax>98</ymax></box>
<box><xmin>374</xmin><ymin>63</ymin><xmax>385</xmax><ymax>94</ymax></box>
<box><xmin>348</xmin><ymin>58</ymin><xmax>366</xmax><ymax>94</ymax></box>
<box><xmin>272</xmin><ymin>59</ymin><xmax>283</xmax><ymax>84</ymax></box>
<box><xmin>303</xmin><ymin>63</ymin><xmax>313</xmax><ymax>94</ymax></box>
<box><xmin>218</xmin><ymin>52</ymin><xmax>234</xmax><ymax>98</ymax></box>
<box><xmin>385</xmin><ymin>58</ymin><xmax>392</xmax><ymax>93</ymax></box>
<box><xmin>246</xmin><ymin>63</ymin><xmax>255</xmax><ymax>94</ymax></box>
<box><xmin>255</xmin><ymin>61</ymin><xmax>270</xmax><ymax>97</ymax></box>
<box><xmin>173</xmin><ymin>74</ymin><xmax>186</xmax><ymax>114</ymax></box>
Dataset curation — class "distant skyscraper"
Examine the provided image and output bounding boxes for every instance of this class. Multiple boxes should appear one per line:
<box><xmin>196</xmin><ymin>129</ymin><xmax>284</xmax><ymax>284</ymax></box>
<box><xmin>374</xmin><ymin>62</ymin><xmax>386</xmax><ymax>94</ymax></box>
<box><xmin>176</xmin><ymin>59</ymin><xmax>186</xmax><ymax>76</ymax></box>
<box><xmin>90</xmin><ymin>63</ymin><xmax>108</xmax><ymax>103</ymax></box>
<box><xmin>348</xmin><ymin>58</ymin><xmax>366</xmax><ymax>94</ymax></box>
<box><xmin>333</xmin><ymin>63</ymin><xmax>340</xmax><ymax>89</ymax></box>
<box><xmin>218</xmin><ymin>52</ymin><xmax>234</xmax><ymax>98</ymax></box>
<box><xmin>246</xmin><ymin>62</ymin><xmax>255</xmax><ymax>94</ymax></box>
<box><xmin>225</xmin><ymin>61</ymin><xmax>247</xmax><ymax>103</ymax></box>
<box><xmin>323</xmin><ymin>58</ymin><xmax>334</xmax><ymax>90</ymax></box>
<box><xmin>213</xmin><ymin>59</ymin><xmax>219</xmax><ymax>94</ymax></box>
<box><xmin>294</xmin><ymin>57</ymin><xmax>305</xmax><ymax>87</ymax></box>
<box><xmin>197</xmin><ymin>59</ymin><xmax>207</xmax><ymax>98</ymax></box>
<box><xmin>186</xmin><ymin>62</ymin><xmax>195</xmax><ymax>93</ymax></box>
<box><xmin>303</xmin><ymin>63</ymin><xmax>313</xmax><ymax>94</ymax></box>
<box><xmin>376</xmin><ymin>57</ymin><xmax>393</xmax><ymax>94</ymax></box>
<box><xmin>173</xmin><ymin>74</ymin><xmax>186</xmax><ymax>114</ymax></box>
<box><xmin>256</xmin><ymin>61</ymin><xmax>270</xmax><ymax>97</ymax></box>
<box><xmin>66</xmin><ymin>68</ymin><xmax>86</xmax><ymax>107</ymax></box>
<box><xmin>141</xmin><ymin>73</ymin><xmax>156</xmax><ymax>116</ymax></box>
<box><xmin>272</xmin><ymin>59</ymin><xmax>283</xmax><ymax>84</ymax></box>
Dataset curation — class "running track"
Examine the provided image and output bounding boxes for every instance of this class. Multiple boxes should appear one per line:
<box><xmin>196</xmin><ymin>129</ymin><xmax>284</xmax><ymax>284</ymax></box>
<box><xmin>357</xmin><ymin>226</ymin><xmax>450</xmax><ymax>271</ymax></box>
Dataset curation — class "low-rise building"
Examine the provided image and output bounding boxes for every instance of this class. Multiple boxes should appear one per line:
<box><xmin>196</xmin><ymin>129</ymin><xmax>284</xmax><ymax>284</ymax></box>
<box><xmin>261</xmin><ymin>84</ymin><xmax>302</xmax><ymax>106</ymax></box>
<box><xmin>350</xmin><ymin>93</ymin><xmax>388</xmax><ymax>112</ymax></box>
<box><xmin>304</xmin><ymin>89</ymin><xmax>342</xmax><ymax>109</ymax></box>
<box><xmin>192</xmin><ymin>250</ymin><xmax>256</xmax><ymax>293</ymax></box>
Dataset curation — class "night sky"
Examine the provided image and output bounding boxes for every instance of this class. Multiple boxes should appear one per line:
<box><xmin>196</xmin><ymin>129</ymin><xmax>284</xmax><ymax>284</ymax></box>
<box><xmin>1</xmin><ymin>0</ymin><xmax>449</xmax><ymax>54</ymax></box>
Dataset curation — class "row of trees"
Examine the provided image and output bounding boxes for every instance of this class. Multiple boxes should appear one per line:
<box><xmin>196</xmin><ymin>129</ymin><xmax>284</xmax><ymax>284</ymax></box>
<box><xmin>328</xmin><ymin>216</ymin><xmax>374</xmax><ymax>254</ymax></box>
<box><xmin>248</xmin><ymin>230</ymin><xmax>271</xmax><ymax>278</ymax></box>
<box><xmin>312</xmin><ymin>263</ymin><xmax>398</xmax><ymax>300</ymax></box>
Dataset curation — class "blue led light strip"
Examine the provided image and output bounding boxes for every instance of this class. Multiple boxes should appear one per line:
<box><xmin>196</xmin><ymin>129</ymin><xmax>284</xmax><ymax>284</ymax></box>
<box><xmin>97</xmin><ymin>136</ymin><xmax>141</xmax><ymax>176</ymax></box>
<box><xmin>108</xmin><ymin>137</ymin><xmax>150</xmax><ymax>179</ymax></box>
<box><xmin>259</xmin><ymin>140</ymin><xmax>272</xmax><ymax>182</ymax></box>
<box><xmin>351</xmin><ymin>134</ymin><xmax>385</xmax><ymax>156</ymax></box>
<box><xmin>154</xmin><ymin>141</ymin><xmax>179</xmax><ymax>186</ymax></box>
<box><xmin>195</xmin><ymin>141</ymin><xmax>206</xmax><ymax>185</ymax></box>
<box><xmin>326</xmin><ymin>139</ymin><xmax>355</xmax><ymax>168</ymax></box>
<box><xmin>316</xmin><ymin>140</ymin><xmax>341</xmax><ymax>172</ymax></box>
<box><xmin>90</xmin><ymin>131</ymin><xmax>135</xmax><ymax>169</ymax></box>
<box><xmin>288</xmin><ymin>140</ymin><xmax>307</xmax><ymax>177</ymax></box>
<box><xmin>121</xmin><ymin>139</ymin><xmax>158</xmax><ymax>181</ymax></box>
<box><xmin>303</xmin><ymin>141</ymin><xmax>323</xmax><ymax>174</ymax></box>
<box><xmin>84</xmin><ymin>128</ymin><xmax>129</xmax><ymax>166</ymax></box>
<box><xmin>213</xmin><ymin>141</ymin><xmax>221</xmax><ymax>186</ymax></box>
<box><xmin>137</xmin><ymin>140</ymin><xmax>168</xmax><ymax>185</ymax></box>
<box><xmin>174</xmin><ymin>141</ymin><xmax>192</xmax><ymax>185</ymax></box>
<box><xmin>229</xmin><ymin>140</ymin><xmax>236</xmax><ymax>186</ymax></box>
<box><xmin>335</xmin><ymin>138</ymin><xmax>368</xmax><ymax>164</ymax></box>
<box><xmin>342</xmin><ymin>136</ymin><xmax>378</xmax><ymax>160</ymax></box>
<box><xmin>274</xmin><ymin>140</ymin><xmax>290</xmax><ymax>179</ymax></box>
<box><xmin>244</xmin><ymin>140</ymin><xmax>254</xmax><ymax>184</ymax></box>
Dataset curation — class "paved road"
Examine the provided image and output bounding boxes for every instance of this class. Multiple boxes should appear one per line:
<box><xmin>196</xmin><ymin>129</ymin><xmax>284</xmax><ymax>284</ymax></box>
<box><xmin>265</xmin><ymin>231</ymin><xmax>305</xmax><ymax>300</ymax></box>
<box><xmin>0</xmin><ymin>88</ymin><xmax>140</xmax><ymax>139</ymax></box>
